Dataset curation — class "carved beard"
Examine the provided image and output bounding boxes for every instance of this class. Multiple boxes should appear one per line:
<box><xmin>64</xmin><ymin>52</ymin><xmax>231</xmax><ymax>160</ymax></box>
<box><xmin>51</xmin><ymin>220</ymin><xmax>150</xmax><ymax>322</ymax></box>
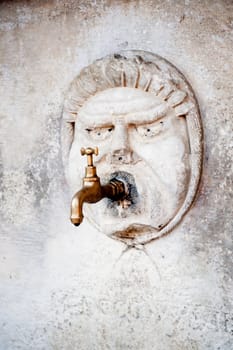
<box><xmin>84</xmin><ymin>160</ymin><xmax>186</xmax><ymax>237</ymax></box>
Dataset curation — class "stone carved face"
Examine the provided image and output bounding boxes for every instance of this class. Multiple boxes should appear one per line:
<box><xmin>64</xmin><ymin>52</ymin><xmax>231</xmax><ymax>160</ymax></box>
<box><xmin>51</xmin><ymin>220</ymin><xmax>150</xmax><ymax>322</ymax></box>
<box><xmin>62</xmin><ymin>51</ymin><xmax>202</xmax><ymax>244</ymax></box>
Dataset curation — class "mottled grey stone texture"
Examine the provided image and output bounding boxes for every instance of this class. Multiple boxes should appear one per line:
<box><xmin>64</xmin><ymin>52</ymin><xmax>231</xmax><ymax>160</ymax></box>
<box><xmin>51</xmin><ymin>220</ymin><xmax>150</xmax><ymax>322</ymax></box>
<box><xmin>0</xmin><ymin>1</ymin><xmax>232</xmax><ymax>349</ymax></box>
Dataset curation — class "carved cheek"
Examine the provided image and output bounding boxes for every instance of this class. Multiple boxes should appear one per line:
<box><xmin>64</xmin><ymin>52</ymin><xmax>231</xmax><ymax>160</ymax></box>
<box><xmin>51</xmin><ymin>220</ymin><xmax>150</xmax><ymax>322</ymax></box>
<box><xmin>137</xmin><ymin>136</ymin><xmax>188</xmax><ymax>195</ymax></box>
<box><xmin>155</xmin><ymin>136</ymin><xmax>188</xmax><ymax>194</ymax></box>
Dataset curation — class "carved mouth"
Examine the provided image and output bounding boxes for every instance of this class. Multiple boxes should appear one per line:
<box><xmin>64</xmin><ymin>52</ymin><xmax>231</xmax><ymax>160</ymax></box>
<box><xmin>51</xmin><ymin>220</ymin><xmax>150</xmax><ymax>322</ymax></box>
<box><xmin>106</xmin><ymin>171</ymin><xmax>139</xmax><ymax>215</ymax></box>
<box><xmin>113</xmin><ymin>223</ymin><xmax>159</xmax><ymax>239</ymax></box>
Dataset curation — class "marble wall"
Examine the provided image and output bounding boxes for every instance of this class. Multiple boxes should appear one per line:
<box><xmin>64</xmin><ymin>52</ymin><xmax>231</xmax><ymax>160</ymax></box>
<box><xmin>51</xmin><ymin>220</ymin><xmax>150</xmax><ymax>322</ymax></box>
<box><xmin>0</xmin><ymin>1</ymin><xmax>232</xmax><ymax>349</ymax></box>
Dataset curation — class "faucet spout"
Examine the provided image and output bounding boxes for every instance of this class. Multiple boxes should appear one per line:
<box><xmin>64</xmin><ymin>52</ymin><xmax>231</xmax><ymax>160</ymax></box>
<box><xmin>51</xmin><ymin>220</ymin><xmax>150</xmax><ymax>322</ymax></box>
<box><xmin>70</xmin><ymin>179</ymin><xmax>126</xmax><ymax>226</ymax></box>
<box><xmin>70</xmin><ymin>187</ymin><xmax>97</xmax><ymax>226</ymax></box>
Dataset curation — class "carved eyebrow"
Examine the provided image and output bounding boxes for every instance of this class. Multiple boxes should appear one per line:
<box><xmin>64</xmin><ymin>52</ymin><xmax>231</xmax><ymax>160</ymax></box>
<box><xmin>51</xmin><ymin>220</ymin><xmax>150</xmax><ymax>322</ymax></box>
<box><xmin>81</xmin><ymin>122</ymin><xmax>114</xmax><ymax>129</ymax></box>
<box><xmin>125</xmin><ymin>104</ymin><xmax>168</xmax><ymax>125</ymax></box>
<box><xmin>78</xmin><ymin>104</ymin><xmax>168</xmax><ymax>128</ymax></box>
<box><xmin>134</xmin><ymin>115</ymin><xmax>165</xmax><ymax>127</ymax></box>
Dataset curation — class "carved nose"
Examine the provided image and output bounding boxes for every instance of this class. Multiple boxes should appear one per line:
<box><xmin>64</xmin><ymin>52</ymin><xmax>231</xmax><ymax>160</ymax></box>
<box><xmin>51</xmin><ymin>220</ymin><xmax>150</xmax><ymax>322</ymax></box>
<box><xmin>110</xmin><ymin>148</ymin><xmax>132</xmax><ymax>164</ymax></box>
<box><xmin>109</xmin><ymin>123</ymin><xmax>132</xmax><ymax>164</ymax></box>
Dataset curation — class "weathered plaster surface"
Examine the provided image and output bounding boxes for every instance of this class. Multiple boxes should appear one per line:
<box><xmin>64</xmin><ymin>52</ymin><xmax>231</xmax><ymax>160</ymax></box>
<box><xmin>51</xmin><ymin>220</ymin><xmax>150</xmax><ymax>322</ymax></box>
<box><xmin>0</xmin><ymin>1</ymin><xmax>233</xmax><ymax>349</ymax></box>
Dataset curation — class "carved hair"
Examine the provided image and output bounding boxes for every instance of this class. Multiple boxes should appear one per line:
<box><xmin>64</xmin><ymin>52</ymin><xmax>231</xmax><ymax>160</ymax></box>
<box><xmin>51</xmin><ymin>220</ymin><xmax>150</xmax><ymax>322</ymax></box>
<box><xmin>62</xmin><ymin>50</ymin><xmax>203</xmax><ymax>243</ymax></box>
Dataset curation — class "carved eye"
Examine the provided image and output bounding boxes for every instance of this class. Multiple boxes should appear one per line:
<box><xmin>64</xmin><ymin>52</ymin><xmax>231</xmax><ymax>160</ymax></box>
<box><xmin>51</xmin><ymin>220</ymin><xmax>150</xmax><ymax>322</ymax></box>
<box><xmin>85</xmin><ymin>126</ymin><xmax>114</xmax><ymax>140</ymax></box>
<box><xmin>135</xmin><ymin>120</ymin><xmax>164</xmax><ymax>138</ymax></box>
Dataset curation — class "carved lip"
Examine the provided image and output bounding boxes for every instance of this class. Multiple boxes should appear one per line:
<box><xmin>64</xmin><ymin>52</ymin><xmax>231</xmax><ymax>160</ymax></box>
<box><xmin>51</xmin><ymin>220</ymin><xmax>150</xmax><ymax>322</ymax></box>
<box><xmin>113</xmin><ymin>224</ymin><xmax>159</xmax><ymax>240</ymax></box>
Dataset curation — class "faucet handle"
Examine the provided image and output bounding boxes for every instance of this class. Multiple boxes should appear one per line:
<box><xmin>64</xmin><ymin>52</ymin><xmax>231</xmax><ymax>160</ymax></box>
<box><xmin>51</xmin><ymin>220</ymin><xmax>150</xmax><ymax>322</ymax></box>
<box><xmin>80</xmin><ymin>147</ymin><xmax>98</xmax><ymax>166</ymax></box>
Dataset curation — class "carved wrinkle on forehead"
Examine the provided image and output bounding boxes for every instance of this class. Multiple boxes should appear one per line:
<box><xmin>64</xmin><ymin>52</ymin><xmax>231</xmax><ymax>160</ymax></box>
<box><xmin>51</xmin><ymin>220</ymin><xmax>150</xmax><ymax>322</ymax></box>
<box><xmin>78</xmin><ymin>87</ymin><xmax>170</xmax><ymax>127</ymax></box>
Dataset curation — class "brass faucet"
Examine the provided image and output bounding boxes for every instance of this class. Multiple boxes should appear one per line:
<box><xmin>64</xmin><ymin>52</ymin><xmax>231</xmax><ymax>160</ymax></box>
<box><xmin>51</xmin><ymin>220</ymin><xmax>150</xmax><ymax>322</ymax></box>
<box><xmin>70</xmin><ymin>147</ymin><xmax>126</xmax><ymax>226</ymax></box>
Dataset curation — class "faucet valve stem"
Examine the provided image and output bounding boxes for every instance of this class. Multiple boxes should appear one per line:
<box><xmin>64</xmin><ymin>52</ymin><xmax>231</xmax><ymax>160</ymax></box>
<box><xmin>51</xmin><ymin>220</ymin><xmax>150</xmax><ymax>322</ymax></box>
<box><xmin>81</xmin><ymin>147</ymin><xmax>98</xmax><ymax>166</ymax></box>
